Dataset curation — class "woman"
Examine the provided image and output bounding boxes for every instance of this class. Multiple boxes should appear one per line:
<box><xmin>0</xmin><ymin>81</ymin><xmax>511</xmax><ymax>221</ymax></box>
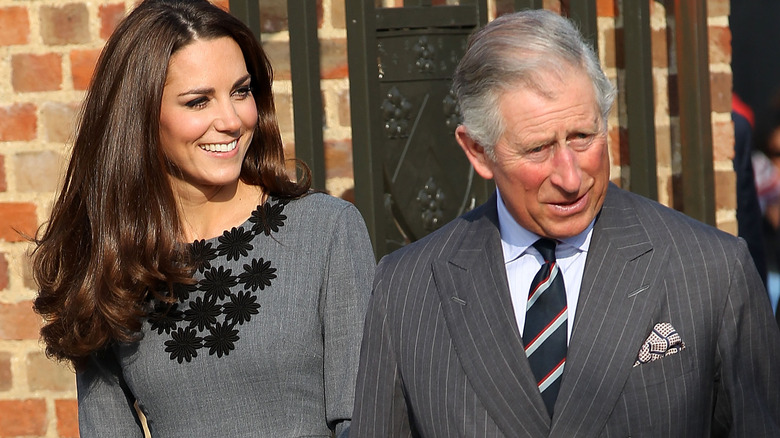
<box><xmin>31</xmin><ymin>0</ymin><xmax>374</xmax><ymax>436</ymax></box>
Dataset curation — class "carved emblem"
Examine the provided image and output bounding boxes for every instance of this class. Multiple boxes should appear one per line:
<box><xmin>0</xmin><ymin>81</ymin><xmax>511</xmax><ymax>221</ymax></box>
<box><xmin>381</xmin><ymin>86</ymin><xmax>414</xmax><ymax>139</ymax></box>
<box><xmin>442</xmin><ymin>89</ymin><xmax>462</xmax><ymax>133</ymax></box>
<box><xmin>413</xmin><ymin>36</ymin><xmax>435</xmax><ymax>74</ymax></box>
<box><xmin>417</xmin><ymin>177</ymin><xmax>446</xmax><ymax>231</ymax></box>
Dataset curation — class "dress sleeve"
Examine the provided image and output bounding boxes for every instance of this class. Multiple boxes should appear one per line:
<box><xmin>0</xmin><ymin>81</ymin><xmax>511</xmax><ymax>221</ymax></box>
<box><xmin>77</xmin><ymin>347</ymin><xmax>144</xmax><ymax>437</ymax></box>
<box><xmin>713</xmin><ymin>239</ymin><xmax>780</xmax><ymax>435</ymax></box>
<box><xmin>321</xmin><ymin>202</ymin><xmax>375</xmax><ymax>434</ymax></box>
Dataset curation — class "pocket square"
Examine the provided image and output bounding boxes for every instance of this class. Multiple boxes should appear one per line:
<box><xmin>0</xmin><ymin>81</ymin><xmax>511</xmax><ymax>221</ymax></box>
<box><xmin>633</xmin><ymin>322</ymin><xmax>686</xmax><ymax>367</ymax></box>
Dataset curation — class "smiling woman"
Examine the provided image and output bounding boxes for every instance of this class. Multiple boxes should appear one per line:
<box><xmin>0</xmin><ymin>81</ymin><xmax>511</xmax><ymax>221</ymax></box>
<box><xmin>29</xmin><ymin>1</ymin><xmax>374</xmax><ymax>437</ymax></box>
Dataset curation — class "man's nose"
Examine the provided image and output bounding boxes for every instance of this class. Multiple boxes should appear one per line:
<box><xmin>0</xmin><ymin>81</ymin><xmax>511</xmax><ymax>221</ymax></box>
<box><xmin>548</xmin><ymin>145</ymin><xmax>582</xmax><ymax>193</ymax></box>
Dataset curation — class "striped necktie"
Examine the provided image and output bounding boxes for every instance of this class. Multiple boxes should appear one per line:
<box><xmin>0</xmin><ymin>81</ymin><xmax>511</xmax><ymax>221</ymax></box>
<box><xmin>523</xmin><ymin>238</ymin><xmax>568</xmax><ymax>417</ymax></box>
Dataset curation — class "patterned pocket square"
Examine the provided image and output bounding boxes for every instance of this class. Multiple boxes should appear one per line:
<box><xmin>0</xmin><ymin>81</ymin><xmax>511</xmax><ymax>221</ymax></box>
<box><xmin>633</xmin><ymin>322</ymin><xmax>686</xmax><ymax>367</ymax></box>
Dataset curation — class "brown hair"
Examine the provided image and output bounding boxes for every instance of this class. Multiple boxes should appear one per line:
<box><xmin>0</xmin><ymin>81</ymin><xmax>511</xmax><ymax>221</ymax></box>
<box><xmin>31</xmin><ymin>0</ymin><xmax>310</xmax><ymax>370</ymax></box>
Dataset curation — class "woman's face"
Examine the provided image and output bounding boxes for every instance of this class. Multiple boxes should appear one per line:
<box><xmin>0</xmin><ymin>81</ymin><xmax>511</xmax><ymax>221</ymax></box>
<box><xmin>159</xmin><ymin>36</ymin><xmax>258</xmax><ymax>198</ymax></box>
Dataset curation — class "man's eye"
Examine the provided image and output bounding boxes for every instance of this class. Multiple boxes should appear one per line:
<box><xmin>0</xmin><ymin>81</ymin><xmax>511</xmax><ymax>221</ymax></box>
<box><xmin>568</xmin><ymin>133</ymin><xmax>594</xmax><ymax>149</ymax></box>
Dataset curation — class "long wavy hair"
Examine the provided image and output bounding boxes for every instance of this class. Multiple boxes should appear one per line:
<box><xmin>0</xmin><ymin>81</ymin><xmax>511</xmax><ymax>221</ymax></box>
<box><xmin>31</xmin><ymin>0</ymin><xmax>310</xmax><ymax>370</ymax></box>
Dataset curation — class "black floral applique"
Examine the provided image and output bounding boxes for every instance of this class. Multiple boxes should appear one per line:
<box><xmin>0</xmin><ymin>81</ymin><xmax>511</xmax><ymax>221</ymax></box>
<box><xmin>152</xmin><ymin>198</ymin><xmax>287</xmax><ymax>363</ymax></box>
<box><xmin>190</xmin><ymin>239</ymin><xmax>218</xmax><ymax>273</ymax></box>
<box><xmin>173</xmin><ymin>281</ymin><xmax>199</xmax><ymax>302</ymax></box>
<box><xmin>200</xmin><ymin>266</ymin><xmax>238</xmax><ymax>300</ymax></box>
<box><xmin>164</xmin><ymin>327</ymin><xmax>203</xmax><ymax>364</ymax></box>
<box><xmin>238</xmin><ymin>258</ymin><xmax>277</xmax><ymax>292</ymax></box>
<box><xmin>184</xmin><ymin>296</ymin><xmax>222</xmax><ymax>331</ymax></box>
<box><xmin>249</xmin><ymin>198</ymin><xmax>288</xmax><ymax>236</ymax></box>
<box><xmin>217</xmin><ymin>227</ymin><xmax>254</xmax><ymax>261</ymax></box>
<box><xmin>203</xmin><ymin>322</ymin><xmax>240</xmax><ymax>357</ymax></box>
<box><xmin>149</xmin><ymin>303</ymin><xmax>184</xmax><ymax>335</ymax></box>
<box><xmin>223</xmin><ymin>290</ymin><xmax>261</xmax><ymax>325</ymax></box>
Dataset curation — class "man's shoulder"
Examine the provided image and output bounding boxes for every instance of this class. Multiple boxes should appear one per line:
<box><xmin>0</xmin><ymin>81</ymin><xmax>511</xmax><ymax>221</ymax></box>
<box><xmin>378</xmin><ymin>198</ymin><xmax>496</xmax><ymax>269</ymax></box>
<box><xmin>605</xmin><ymin>184</ymin><xmax>739</xmax><ymax>244</ymax></box>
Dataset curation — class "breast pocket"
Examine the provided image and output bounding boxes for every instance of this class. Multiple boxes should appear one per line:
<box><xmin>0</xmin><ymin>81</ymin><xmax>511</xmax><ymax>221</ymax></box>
<box><xmin>614</xmin><ymin>349</ymin><xmax>707</xmax><ymax>436</ymax></box>
<box><xmin>624</xmin><ymin>347</ymin><xmax>695</xmax><ymax>390</ymax></box>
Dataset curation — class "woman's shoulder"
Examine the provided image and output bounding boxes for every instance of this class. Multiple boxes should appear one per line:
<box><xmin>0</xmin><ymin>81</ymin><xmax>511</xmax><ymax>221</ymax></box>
<box><xmin>282</xmin><ymin>191</ymin><xmax>360</xmax><ymax>220</ymax></box>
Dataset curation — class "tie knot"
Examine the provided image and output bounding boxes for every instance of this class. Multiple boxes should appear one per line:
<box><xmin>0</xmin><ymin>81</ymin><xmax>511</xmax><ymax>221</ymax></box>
<box><xmin>533</xmin><ymin>238</ymin><xmax>557</xmax><ymax>262</ymax></box>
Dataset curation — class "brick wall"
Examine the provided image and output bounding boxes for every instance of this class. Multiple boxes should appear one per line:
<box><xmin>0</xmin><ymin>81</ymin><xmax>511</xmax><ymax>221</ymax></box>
<box><xmin>0</xmin><ymin>0</ymin><xmax>733</xmax><ymax>436</ymax></box>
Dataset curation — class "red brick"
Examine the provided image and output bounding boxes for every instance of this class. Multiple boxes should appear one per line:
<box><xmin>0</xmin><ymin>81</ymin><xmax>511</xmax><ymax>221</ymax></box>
<box><xmin>263</xmin><ymin>41</ymin><xmax>290</xmax><ymax>79</ymax></box>
<box><xmin>715</xmin><ymin>169</ymin><xmax>736</xmax><ymax>211</ymax></box>
<box><xmin>0</xmin><ymin>103</ymin><xmax>37</xmax><ymax>142</ymax></box>
<box><xmin>0</xmin><ymin>352</ymin><xmax>11</xmax><ymax>391</ymax></box>
<box><xmin>0</xmin><ymin>253</ymin><xmax>8</xmax><ymax>290</ymax></box>
<box><xmin>41</xmin><ymin>101</ymin><xmax>79</xmax><ymax>143</ymax></box>
<box><xmin>71</xmin><ymin>49</ymin><xmax>101</xmax><ymax>90</ymax></box>
<box><xmin>55</xmin><ymin>399</ymin><xmax>79</xmax><ymax>438</ymax></box>
<box><xmin>0</xmin><ymin>6</ymin><xmax>30</xmax><ymax>45</ymax></box>
<box><xmin>651</xmin><ymin>26</ymin><xmax>669</xmax><ymax>69</ymax></box>
<box><xmin>15</xmin><ymin>151</ymin><xmax>66</xmax><ymax>193</ymax></box>
<box><xmin>12</xmin><ymin>53</ymin><xmax>63</xmax><ymax>92</ymax></box>
<box><xmin>710</xmin><ymin>72</ymin><xmax>732</xmax><ymax>114</ymax></box>
<box><xmin>602</xmin><ymin>26</ymin><xmax>621</xmax><ymax>70</ymax></box>
<box><xmin>708</xmin><ymin>25</ymin><xmax>731</xmax><ymax>65</ymax></box>
<box><xmin>712</xmin><ymin>120</ymin><xmax>735</xmax><ymax>161</ymax></box>
<box><xmin>0</xmin><ymin>301</ymin><xmax>40</xmax><ymax>340</ymax></box>
<box><xmin>597</xmin><ymin>0</ymin><xmax>618</xmax><ymax>17</ymax></box>
<box><xmin>258</xmin><ymin>0</ymin><xmax>288</xmax><ymax>33</ymax></box>
<box><xmin>40</xmin><ymin>4</ymin><xmax>90</xmax><ymax>45</ymax></box>
<box><xmin>708</xmin><ymin>0</ymin><xmax>730</xmax><ymax>18</ymax></box>
<box><xmin>0</xmin><ymin>399</ymin><xmax>47</xmax><ymax>437</ymax></box>
<box><xmin>211</xmin><ymin>0</ymin><xmax>230</xmax><ymax>11</ymax></box>
<box><xmin>332</xmin><ymin>0</ymin><xmax>346</xmax><ymax>29</ymax></box>
<box><xmin>324</xmin><ymin>139</ymin><xmax>353</xmax><ymax>179</ymax></box>
<box><xmin>337</xmin><ymin>88</ymin><xmax>351</xmax><ymax>127</ymax></box>
<box><xmin>275</xmin><ymin>93</ymin><xmax>293</xmax><ymax>134</ymax></box>
<box><xmin>0</xmin><ymin>202</ymin><xmax>37</xmax><ymax>242</ymax></box>
<box><xmin>0</xmin><ymin>156</ymin><xmax>6</xmax><ymax>192</ymax></box>
<box><xmin>99</xmin><ymin>3</ymin><xmax>127</xmax><ymax>40</ymax></box>
<box><xmin>27</xmin><ymin>352</ymin><xmax>74</xmax><ymax>391</ymax></box>
<box><xmin>321</xmin><ymin>38</ymin><xmax>348</xmax><ymax>79</ymax></box>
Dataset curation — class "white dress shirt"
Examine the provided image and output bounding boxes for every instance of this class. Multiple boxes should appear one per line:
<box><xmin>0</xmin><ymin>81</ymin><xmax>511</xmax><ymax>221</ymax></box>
<box><xmin>495</xmin><ymin>190</ymin><xmax>594</xmax><ymax>344</ymax></box>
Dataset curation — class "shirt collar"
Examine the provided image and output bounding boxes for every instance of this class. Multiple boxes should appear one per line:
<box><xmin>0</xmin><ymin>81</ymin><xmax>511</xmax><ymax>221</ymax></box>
<box><xmin>496</xmin><ymin>189</ymin><xmax>594</xmax><ymax>263</ymax></box>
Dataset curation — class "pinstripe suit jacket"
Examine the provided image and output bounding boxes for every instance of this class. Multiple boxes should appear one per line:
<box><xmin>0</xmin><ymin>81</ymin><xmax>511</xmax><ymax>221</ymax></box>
<box><xmin>352</xmin><ymin>184</ymin><xmax>780</xmax><ymax>437</ymax></box>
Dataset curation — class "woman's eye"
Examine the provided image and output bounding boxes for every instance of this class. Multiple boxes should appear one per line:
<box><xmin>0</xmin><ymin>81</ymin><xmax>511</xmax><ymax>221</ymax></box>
<box><xmin>185</xmin><ymin>97</ymin><xmax>209</xmax><ymax>109</ymax></box>
<box><xmin>234</xmin><ymin>86</ymin><xmax>252</xmax><ymax>99</ymax></box>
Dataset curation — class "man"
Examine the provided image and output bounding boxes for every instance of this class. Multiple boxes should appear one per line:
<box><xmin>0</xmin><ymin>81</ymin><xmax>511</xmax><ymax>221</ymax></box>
<box><xmin>352</xmin><ymin>9</ymin><xmax>780</xmax><ymax>437</ymax></box>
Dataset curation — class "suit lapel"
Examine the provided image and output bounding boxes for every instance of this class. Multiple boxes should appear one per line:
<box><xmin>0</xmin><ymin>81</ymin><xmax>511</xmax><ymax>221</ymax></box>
<box><xmin>432</xmin><ymin>196</ymin><xmax>551</xmax><ymax>437</ymax></box>
<box><xmin>550</xmin><ymin>185</ymin><xmax>668</xmax><ymax>437</ymax></box>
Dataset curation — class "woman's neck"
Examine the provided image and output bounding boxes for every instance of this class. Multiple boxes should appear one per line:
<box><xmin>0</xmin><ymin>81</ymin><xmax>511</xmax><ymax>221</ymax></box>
<box><xmin>173</xmin><ymin>180</ymin><xmax>265</xmax><ymax>242</ymax></box>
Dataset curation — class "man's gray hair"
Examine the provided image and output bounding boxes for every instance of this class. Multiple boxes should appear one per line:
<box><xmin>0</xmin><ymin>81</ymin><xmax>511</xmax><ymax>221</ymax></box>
<box><xmin>452</xmin><ymin>9</ymin><xmax>616</xmax><ymax>158</ymax></box>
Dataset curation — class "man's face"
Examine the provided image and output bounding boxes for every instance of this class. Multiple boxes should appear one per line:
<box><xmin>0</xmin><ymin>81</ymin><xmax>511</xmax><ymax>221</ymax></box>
<box><xmin>456</xmin><ymin>68</ymin><xmax>610</xmax><ymax>239</ymax></box>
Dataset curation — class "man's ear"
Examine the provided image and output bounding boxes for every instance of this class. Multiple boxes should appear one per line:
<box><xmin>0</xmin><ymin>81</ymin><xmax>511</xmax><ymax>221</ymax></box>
<box><xmin>455</xmin><ymin>125</ymin><xmax>494</xmax><ymax>180</ymax></box>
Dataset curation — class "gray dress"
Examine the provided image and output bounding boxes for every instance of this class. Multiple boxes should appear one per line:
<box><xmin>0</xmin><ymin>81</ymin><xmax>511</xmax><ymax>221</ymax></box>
<box><xmin>77</xmin><ymin>193</ymin><xmax>375</xmax><ymax>437</ymax></box>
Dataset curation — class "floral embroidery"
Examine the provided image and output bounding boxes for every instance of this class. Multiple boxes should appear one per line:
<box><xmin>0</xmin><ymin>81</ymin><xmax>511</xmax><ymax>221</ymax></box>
<box><xmin>200</xmin><ymin>265</ymin><xmax>239</xmax><ymax>300</ymax></box>
<box><xmin>223</xmin><ymin>290</ymin><xmax>261</xmax><ymax>325</ymax></box>
<box><xmin>149</xmin><ymin>304</ymin><xmax>184</xmax><ymax>335</ymax></box>
<box><xmin>217</xmin><ymin>227</ymin><xmax>254</xmax><ymax>261</ymax></box>
<box><xmin>150</xmin><ymin>197</ymin><xmax>287</xmax><ymax>363</ymax></box>
<box><xmin>249</xmin><ymin>199</ymin><xmax>288</xmax><ymax>236</ymax></box>
<box><xmin>238</xmin><ymin>258</ymin><xmax>276</xmax><ymax>292</ymax></box>
<box><xmin>203</xmin><ymin>322</ymin><xmax>240</xmax><ymax>357</ymax></box>
<box><xmin>164</xmin><ymin>327</ymin><xmax>203</xmax><ymax>363</ymax></box>
<box><xmin>184</xmin><ymin>296</ymin><xmax>222</xmax><ymax>331</ymax></box>
<box><xmin>173</xmin><ymin>282</ymin><xmax>199</xmax><ymax>302</ymax></box>
<box><xmin>190</xmin><ymin>239</ymin><xmax>218</xmax><ymax>273</ymax></box>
